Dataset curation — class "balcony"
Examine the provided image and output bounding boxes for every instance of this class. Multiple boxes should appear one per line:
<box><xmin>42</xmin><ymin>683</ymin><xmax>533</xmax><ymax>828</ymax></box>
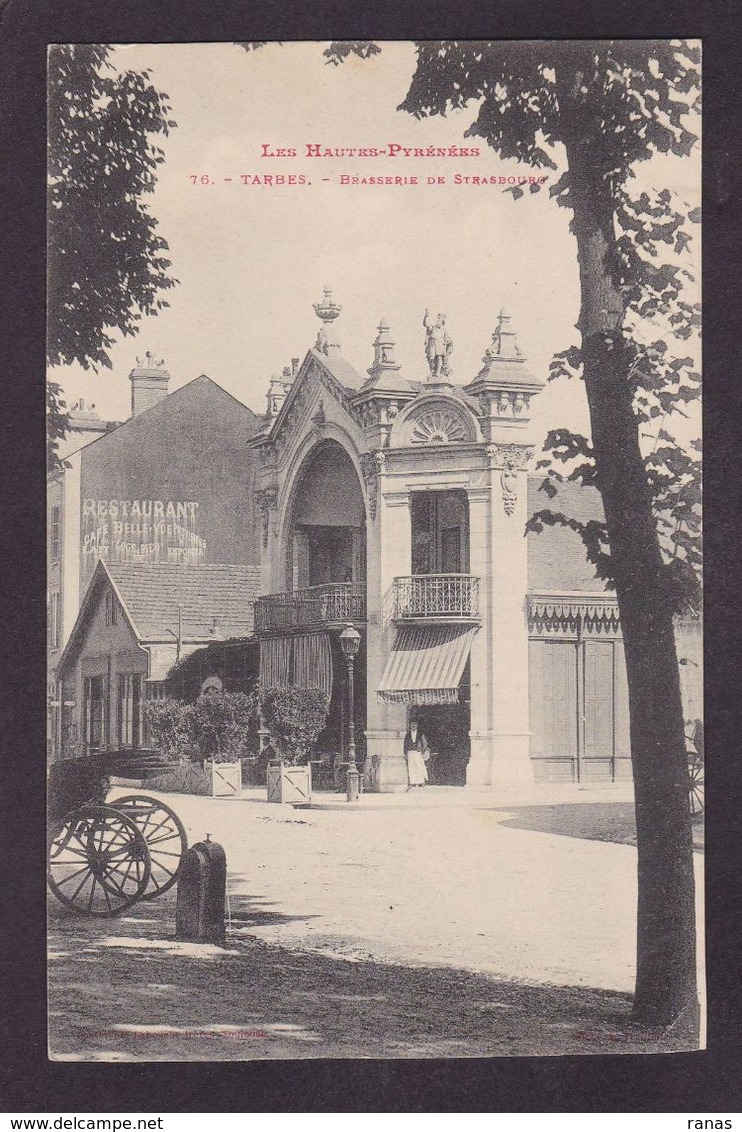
<box><xmin>254</xmin><ymin>583</ymin><xmax>367</xmax><ymax>634</ymax></box>
<box><xmin>393</xmin><ymin>574</ymin><xmax>481</xmax><ymax>622</ymax></box>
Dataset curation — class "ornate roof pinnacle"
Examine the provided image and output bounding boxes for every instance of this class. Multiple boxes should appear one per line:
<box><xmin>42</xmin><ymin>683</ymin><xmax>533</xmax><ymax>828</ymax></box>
<box><xmin>367</xmin><ymin>317</ymin><xmax>400</xmax><ymax>374</ymax></box>
<box><xmin>485</xmin><ymin>309</ymin><xmax>523</xmax><ymax>361</ymax></box>
<box><xmin>313</xmin><ymin>287</ymin><xmax>342</xmax><ymax>354</ymax></box>
<box><xmin>463</xmin><ymin>307</ymin><xmax>543</xmax><ymax>406</ymax></box>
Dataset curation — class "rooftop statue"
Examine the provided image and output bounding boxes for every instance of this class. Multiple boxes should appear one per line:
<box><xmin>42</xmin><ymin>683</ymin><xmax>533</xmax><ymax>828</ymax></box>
<box><xmin>423</xmin><ymin>310</ymin><xmax>453</xmax><ymax>379</ymax></box>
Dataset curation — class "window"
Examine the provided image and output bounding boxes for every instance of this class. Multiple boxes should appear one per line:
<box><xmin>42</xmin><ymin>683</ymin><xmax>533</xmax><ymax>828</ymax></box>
<box><xmin>142</xmin><ymin>681</ymin><xmax>165</xmax><ymax>746</ymax></box>
<box><xmin>50</xmin><ymin>506</ymin><xmax>61</xmax><ymax>561</ymax></box>
<box><xmin>47</xmin><ymin>681</ymin><xmax>60</xmax><ymax>759</ymax></box>
<box><xmin>441</xmin><ymin>527</ymin><xmax>462</xmax><ymax>574</ymax></box>
<box><xmin>47</xmin><ymin>592</ymin><xmax>60</xmax><ymax>649</ymax></box>
<box><xmin>411</xmin><ymin>491</ymin><xmax>469</xmax><ymax>575</ymax></box>
<box><xmin>118</xmin><ymin>674</ymin><xmax>142</xmax><ymax>748</ymax></box>
<box><xmin>83</xmin><ymin>675</ymin><xmax>107</xmax><ymax>750</ymax></box>
<box><xmin>105</xmin><ymin>591</ymin><xmax>118</xmax><ymax>626</ymax></box>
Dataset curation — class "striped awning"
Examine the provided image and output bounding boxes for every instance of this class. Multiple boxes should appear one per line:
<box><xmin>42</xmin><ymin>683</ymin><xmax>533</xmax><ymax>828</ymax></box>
<box><xmin>377</xmin><ymin>624</ymin><xmax>477</xmax><ymax>705</ymax></box>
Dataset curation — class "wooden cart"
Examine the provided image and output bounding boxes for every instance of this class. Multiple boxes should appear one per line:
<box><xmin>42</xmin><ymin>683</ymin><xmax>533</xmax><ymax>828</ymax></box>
<box><xmin>47</xmin><ymin>752</ymin><xmax>187</xmax><ymax>917</ymax></box>
<box><xmin>686</xmin><ymin>720</ymin><xmax>704</xmax><ymax>818</ymax></box>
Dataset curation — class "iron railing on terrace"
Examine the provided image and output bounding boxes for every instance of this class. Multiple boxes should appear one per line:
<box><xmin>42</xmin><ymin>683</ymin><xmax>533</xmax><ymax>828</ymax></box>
<box><xmin>393</xmin><ymin>574</ymin><xmax>480</xmax><ymax>621</ymax></box>
<box><xmin>254</xmin><ymin>582</ymin><xmax>367</xmax><ymax>633</ymax></box>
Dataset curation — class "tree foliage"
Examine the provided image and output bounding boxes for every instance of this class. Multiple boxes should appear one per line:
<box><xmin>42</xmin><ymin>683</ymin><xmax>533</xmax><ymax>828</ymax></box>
<box><xmin>260</xmin><ymin>685</ymin><xmax>330</xmax><ymax>765</ymax></box>
<box><xmin>531</xmin><ymin>180</ymin><xmax>702</xmax><ymax>614</ymax></box>
<box><xmin>142</xmin><ymin>697</ymin><xmax>195</xmax><ymax>763</ymax></box>
<box><xmin>144</xmin><ymin>691</ymin><xmax>257</xmax><ymax>763</ymax></box>
<box><xmin>47</xmin><ymin>45</ymin><xmax>177</xmax><ymax>471</ymax></box>
<box><xmin>189</xmin><ymin>690</ymin><xmax>257</xmax><ymax>763</ymax></box>
<box><xmin>46</xmin><ymin>380</ymin><xmax>71</xmax><ymax>474</ymax></box>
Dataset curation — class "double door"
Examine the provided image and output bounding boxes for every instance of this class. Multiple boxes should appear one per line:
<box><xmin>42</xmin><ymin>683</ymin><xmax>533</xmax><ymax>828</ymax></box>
<box><xmin>528</xmin><ymin>637</ymin><xmax>631</xmax><ymax>782</ymax></box>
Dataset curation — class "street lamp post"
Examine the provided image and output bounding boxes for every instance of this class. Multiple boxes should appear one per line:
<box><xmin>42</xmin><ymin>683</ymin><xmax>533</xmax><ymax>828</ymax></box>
<box><xmin>339</xmin><ymin>623</ymin><xmax>361</xmax><ymax>803</ymax></box>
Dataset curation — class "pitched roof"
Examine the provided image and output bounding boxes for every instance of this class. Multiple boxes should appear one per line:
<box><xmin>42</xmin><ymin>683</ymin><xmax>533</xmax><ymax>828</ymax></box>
<box><xmin>107</xmin><ymin>563</ymin><xmax>262</xmax><ymax>641</ymax></box>
<box><xmin>77</xmin><ymin>375</ymin><xmax>261</xmax><ymax>456</ymax></box>
<box><xmin>526</xmin><ymin>477</ymin><xmax>611</xmax><ymax>594</ymax></box>
<box><xmin>311</xmin><ymin>348</ymin><xmax>365</xmax><ymax>392</ymax></box>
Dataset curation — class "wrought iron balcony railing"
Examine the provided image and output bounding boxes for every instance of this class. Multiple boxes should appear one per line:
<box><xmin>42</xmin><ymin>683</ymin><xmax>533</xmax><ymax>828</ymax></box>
<box><xmin>393</xmin><ymin>574</ymin><xmax>480</xmax><ymax>621</ymax></box>
<box><xmin>254</xmin><ymin>583</ymin><xmax>367</xmax><ymax>634</ymax></box>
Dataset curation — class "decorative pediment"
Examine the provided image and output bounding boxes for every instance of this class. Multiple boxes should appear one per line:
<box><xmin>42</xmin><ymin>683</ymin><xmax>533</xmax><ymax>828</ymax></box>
<box><xmin>264</xmin><ymin>352</ymin><xmax>364</xmax><ymax>464</ymax></box>
<box><xmin>393</xmin><ymin>396</ymin><xmax>480</xmax><ymax>449</ymax></box>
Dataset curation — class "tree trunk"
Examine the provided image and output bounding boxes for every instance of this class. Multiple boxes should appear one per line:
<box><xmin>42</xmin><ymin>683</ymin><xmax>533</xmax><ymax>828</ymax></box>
<box><xmin>559</xmin><ymin>83</ymin><xmax>699</xmax><ymax>1033</ymax></box>
<box><xmin>581</xmin><ymin>332</ymin><xmax>698</xmax><ymax>1030</ymax></box>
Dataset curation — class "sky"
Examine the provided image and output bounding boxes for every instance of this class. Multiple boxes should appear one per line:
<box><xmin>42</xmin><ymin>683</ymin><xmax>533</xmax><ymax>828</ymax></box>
<box><xmin>50</xmin><ymin>41</ymin><xmax>701</xmax><ymax>452</ymax></box>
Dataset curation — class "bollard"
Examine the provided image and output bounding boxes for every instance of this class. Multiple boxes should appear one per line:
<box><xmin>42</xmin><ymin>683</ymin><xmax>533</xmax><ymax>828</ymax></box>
<box><xmin>175</xmin><ymin>835</ymin><xmax>227</xmax><ymax>944</ymax></box>
<box><xmin>346</xmin><ymin>764</ymin><xmax>360</xmax><ymax>803</ymax></box>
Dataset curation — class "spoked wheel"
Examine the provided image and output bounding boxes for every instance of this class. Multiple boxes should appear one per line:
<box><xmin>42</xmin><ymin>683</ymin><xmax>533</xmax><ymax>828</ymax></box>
<box><xmin>688</xmin><ymin>756</ymin><xmax>705</xmax><ymax>818</ymax></box>
<box><xmin>114</xmin><ymin>795</ymin><xmax>187</xmax><ymax>898</ymax></box>
<box><xmin>47</xmin><ymin>804</ymin><xmax>151</xmax><ymax>916</ymax></box>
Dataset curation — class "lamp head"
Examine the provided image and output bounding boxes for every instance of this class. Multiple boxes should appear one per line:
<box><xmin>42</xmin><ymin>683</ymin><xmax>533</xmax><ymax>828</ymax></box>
<box><xmin>339</xmin><ymin>622</ymin><xmax>361</xmax><ymax>658</ymax></box>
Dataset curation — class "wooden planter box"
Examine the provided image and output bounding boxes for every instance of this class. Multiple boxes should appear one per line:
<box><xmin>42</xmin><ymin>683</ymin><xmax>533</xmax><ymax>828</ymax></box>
<box><xmin>266</xmin><ymin>762</ymin><xmax>312</xmax><ymax>806</ymax></box>
<box><xmin>204</xmin><ymin>760</ymin><xmax>242</xmax><ymax>798</ymax></box>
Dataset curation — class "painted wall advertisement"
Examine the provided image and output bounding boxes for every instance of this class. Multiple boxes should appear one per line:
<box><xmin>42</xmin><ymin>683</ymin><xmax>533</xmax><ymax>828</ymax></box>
<box><xmin>81</xmin><ymin>497</ymin><xmax>207</xmax><ymax>580</ymax></box>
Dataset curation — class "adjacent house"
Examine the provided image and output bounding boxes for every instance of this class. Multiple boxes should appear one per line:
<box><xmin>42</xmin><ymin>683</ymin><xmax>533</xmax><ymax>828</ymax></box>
<box><xmin>55</xmin><ymin>561</ymin><xmax>261</xmax><ymax>756</ymax></box>
<box><xmin>47</xmin><ymin>357</ymin><xmax>262</xmax><ymax>758</ymax></box>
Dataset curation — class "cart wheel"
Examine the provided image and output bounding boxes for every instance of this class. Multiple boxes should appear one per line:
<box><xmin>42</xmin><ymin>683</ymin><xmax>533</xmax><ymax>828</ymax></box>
<box><xmin>114</xmin><ymin>795</ymin><xmax>188</xmax><ymax>898</ymax></box>
<box><xmin>47</xmin><ymin>804</ymin><xmax>151</xmax><ymax>917</ymax></box>
<box><xmin>688</xmin><ymin>756</ymin><xmax>704</xmax><ymax>818</ymax></box>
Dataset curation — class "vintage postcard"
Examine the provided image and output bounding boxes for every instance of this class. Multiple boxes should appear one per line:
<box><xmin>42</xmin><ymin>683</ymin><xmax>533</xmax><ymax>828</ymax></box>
<box><xmin>46</xmin><ymin>40</ymin><xmax>702</xmax><ymax>1062</ymax></box>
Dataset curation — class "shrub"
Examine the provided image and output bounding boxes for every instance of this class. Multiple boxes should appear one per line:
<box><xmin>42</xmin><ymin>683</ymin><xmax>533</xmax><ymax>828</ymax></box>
<box><xmin>189</xmin><ymin>690</ymin><xmax>258</xmax><ymax>764</ymax></box>
<box><xmin>260</xmin><ymin>686</ymin><xmax>330</xmax><ymax>765</ymax></box>
<box><xmin>142</xmin><ymin>698</ymin><xmax>195</xmax><ymax>763</ymax></box>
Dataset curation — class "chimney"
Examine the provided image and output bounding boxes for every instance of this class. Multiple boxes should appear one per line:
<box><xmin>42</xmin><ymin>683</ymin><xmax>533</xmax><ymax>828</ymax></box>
<box><xmin>129</xmin><ymin>352</ymin><xmax>170</xmax><ymax>418</ymax></box>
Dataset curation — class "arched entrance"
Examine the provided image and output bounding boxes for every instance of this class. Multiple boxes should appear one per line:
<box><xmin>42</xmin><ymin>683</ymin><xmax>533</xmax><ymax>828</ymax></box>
<box><xmin>281</xmin><ymin>440</ymin><xmax>367</xmax><ymax>783</ymax></box>
<box><xmin>286</xmin><ymin>440</ymin><xmax>366</xmax><ymax>590</ymax></box>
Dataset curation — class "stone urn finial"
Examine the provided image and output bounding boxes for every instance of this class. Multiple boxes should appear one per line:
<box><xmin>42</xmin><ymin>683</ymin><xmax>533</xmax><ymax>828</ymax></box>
<box><xmin>313</xmin><ymin>287</ymin><xmax>343</xmax><ymax>354</ymax></box>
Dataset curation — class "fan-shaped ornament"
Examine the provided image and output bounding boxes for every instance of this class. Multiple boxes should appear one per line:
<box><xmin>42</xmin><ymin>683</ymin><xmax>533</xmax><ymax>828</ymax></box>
<box><xmin>408</xmin><ymin>406</ymin><xmax>470</xmax><ymax>446</ymax></box>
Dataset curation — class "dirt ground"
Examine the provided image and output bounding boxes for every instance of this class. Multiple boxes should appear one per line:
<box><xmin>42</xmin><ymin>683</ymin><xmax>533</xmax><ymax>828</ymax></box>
<box><xmin>48</xmin><ymin>784</ymin><xmax>705</xmax><ymax>1061</ymax></box>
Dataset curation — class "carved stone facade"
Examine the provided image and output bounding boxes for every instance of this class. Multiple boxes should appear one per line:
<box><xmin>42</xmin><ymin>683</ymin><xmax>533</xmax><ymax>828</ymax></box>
<box><xmin>246</xmin><ymin>294</ymin><xmax>684</xmax><ymax>792</ymax></box>
<box><xmin>406</xmin><ymin>404</ymin><xmax>473</xmax><ymax>446</ymax></box>
<box><xmin>248</xmin><ymin>296</ymin><xmax>557</xmax><ymax>792</ymax></box>
<box><xmin>360</xmin><ymin>450</ymin><xmax>386</xmax><ymax>522</ymax></box>
<box><xmin>256</xmin><ymin>487</ymin><xmax>278</xmax><ymax>548</ymax></box>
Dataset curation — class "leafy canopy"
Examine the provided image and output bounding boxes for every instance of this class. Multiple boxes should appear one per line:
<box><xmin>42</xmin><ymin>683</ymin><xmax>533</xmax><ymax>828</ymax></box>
<box><xmin>47</xmin><ymin>45</ymin><xmax>178</xmax><ymax>469</ymax></box>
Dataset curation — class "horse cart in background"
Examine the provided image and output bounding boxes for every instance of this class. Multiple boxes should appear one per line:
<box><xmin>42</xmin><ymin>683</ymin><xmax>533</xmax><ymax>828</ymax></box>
<box><xmin>47</xmin><ymin>752</ymin><xmax>187</xmax><ymax>916</ymax></box>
